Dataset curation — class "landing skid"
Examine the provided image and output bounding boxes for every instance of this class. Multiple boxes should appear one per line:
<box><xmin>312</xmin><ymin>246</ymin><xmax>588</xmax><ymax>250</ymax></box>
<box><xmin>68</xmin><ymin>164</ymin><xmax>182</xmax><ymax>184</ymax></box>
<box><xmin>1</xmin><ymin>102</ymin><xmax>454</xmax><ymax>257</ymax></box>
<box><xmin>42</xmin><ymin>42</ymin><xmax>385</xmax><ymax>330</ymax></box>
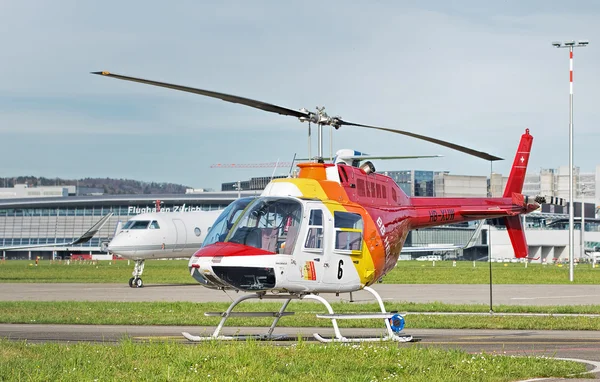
<box><xmin>182</xmin><ymin>286</ymin><xmax>413</xmax><ymax>343</ymax></box>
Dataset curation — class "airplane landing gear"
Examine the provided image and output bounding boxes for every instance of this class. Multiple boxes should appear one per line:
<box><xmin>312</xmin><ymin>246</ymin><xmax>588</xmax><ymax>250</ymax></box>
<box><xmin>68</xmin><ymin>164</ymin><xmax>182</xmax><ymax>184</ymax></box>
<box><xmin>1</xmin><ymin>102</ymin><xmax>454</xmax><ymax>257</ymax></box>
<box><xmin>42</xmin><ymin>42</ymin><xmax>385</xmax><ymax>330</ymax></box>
<box><xmin>128</xmin><ymin>277</ymin><xmax>143</xmax><ymax>288</ymax></box>
<box><xmin>128</xmin><ymin>260</ymin><xmax>145</xmax><ymax>288</ymax></box>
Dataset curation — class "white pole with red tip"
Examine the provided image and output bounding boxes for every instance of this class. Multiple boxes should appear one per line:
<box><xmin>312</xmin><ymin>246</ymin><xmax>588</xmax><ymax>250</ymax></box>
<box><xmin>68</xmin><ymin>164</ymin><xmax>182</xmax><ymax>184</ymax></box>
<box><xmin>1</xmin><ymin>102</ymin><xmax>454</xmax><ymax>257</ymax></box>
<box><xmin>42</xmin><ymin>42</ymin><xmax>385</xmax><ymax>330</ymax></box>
<box><xmin>552</xmin><ymin>40</ymin><xmax>589</xmax><ymax>282</ymax></box>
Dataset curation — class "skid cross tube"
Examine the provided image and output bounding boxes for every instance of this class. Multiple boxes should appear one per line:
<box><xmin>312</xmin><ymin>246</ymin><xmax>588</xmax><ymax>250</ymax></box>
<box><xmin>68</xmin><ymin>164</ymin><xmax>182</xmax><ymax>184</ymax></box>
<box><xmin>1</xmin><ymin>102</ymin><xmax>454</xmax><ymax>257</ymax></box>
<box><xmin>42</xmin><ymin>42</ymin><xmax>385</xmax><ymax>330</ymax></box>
<box><xmin>183</xmin><ymin>287</ymin><xmax>413</xmax><ymax>343</ymax></box>
<box><xmin>183</xmin><ymin>293</ymin><xmax>299</xmax><ymax>341</ymax></box>
<box><xmin>313</xmin><ymin>287</ymin><xmax>412</xmax><ymax>343</ymax></box>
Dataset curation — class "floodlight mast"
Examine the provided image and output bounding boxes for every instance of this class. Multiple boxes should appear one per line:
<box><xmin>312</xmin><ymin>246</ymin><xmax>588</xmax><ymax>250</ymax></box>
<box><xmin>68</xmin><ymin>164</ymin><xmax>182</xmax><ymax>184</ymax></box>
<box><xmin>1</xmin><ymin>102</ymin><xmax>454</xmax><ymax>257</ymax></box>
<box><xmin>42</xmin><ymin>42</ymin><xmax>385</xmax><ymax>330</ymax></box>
<box><xmin>581</xmin><ymin>184</ymin><xmax>588</xmax><ymax>262</ymax></box>
<box><xmin>552</xmin><ymin>40</ymin><xmax>589</xmax><ymax>282</ymax></box>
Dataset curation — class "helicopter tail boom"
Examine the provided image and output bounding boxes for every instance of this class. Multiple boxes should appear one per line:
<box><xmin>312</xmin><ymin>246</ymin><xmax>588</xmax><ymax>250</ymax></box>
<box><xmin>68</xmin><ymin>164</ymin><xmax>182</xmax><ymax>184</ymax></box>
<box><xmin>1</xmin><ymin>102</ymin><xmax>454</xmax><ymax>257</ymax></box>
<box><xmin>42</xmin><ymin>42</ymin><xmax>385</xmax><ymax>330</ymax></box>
<box><xmin>408</xmin><ymin>129</ymin><xmax>536</xmax><ymax>257</ymax></box>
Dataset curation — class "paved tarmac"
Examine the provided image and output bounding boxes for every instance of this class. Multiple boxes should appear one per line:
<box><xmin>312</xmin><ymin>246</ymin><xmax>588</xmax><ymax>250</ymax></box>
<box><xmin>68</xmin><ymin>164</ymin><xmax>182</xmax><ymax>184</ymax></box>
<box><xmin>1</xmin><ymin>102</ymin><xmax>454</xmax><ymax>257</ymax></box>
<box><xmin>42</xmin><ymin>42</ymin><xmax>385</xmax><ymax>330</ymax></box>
<box><xmin>3</xmin><ymin>283</ymin><xmax>600</xmax><ymax>306</ymax></box>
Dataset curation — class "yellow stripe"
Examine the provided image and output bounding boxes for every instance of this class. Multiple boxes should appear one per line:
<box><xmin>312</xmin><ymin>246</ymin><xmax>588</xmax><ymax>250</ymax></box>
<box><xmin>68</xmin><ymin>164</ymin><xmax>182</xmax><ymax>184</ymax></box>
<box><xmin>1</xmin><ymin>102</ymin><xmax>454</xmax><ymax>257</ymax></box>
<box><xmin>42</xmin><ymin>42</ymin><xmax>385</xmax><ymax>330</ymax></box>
<box><xmin>272</xmin><ymin>177</ymin><xmax>376</xmax><ymax>285</ymax></box>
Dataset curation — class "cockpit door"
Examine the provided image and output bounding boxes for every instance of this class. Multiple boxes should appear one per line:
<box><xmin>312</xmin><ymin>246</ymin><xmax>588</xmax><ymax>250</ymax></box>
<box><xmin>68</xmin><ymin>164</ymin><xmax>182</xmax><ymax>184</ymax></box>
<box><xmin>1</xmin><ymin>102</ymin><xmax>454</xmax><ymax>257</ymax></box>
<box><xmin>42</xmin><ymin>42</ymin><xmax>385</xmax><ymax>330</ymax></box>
<box><xmin>172</xmin><ymin>219</ymin><xmax>187</xmax><ymax>252</ymax></box>
<box><xmin>285</xmin><ymin>202</ymin><xmax>327</xmax><ymax>286</ymax></box>
<box><xmin>320</xmin><ymin>208</ymin><xmax>364</xmax><ymax>290</ymax></box>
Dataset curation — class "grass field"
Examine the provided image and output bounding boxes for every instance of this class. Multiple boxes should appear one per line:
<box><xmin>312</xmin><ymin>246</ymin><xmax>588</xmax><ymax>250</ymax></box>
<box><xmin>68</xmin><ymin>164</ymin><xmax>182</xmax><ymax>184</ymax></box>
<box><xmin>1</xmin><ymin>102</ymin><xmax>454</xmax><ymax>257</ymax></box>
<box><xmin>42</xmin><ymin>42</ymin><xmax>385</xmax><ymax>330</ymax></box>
<box><xmin>0</xmin><ymin>339</ymin><xmax>587</xmax><ymax>381</ymax></box>
<box><xmin>2</xmin><ymin>301</ymin><xmax>600</xmax><ymax>330</ymax></box>
<box><xmin>1</xmin><ymin>259</ymin><xmax>599</xmax><ymax>284</ymax></box>
<box><xmin>1</xmin><ymin>260</ymin><xmax>596</xmax><ymax>380</ymax></box>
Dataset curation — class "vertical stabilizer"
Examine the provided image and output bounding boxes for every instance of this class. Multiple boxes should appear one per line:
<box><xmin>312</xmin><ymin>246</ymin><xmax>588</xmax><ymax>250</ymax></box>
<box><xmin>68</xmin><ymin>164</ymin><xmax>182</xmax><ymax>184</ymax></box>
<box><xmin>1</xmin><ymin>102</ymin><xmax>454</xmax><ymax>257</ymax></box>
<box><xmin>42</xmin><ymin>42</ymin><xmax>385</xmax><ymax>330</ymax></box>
<box><xmin>504</xmin><ymin>216</ymin><xmax>527</xmax><ymax>258</ymax></box>
<box><xmin>503</xmin><ymin>129</ymin><xmax>533</xmax><ymax>197</ymax></box>
<box><xmin>502</xmin><ymin>129</ymin><xmax>534</xmax><ymax>258</ymax></box>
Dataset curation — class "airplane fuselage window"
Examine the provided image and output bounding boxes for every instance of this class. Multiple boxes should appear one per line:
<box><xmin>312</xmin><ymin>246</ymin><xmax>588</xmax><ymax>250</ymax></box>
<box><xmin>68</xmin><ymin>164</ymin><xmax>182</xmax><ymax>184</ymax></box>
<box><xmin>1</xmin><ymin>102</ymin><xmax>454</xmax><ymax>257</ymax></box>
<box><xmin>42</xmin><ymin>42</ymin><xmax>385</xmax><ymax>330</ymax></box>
<box><xmin>149</xmin><ymin>221</ymin><xmax>160</xmax><ymax>229</ymax></box>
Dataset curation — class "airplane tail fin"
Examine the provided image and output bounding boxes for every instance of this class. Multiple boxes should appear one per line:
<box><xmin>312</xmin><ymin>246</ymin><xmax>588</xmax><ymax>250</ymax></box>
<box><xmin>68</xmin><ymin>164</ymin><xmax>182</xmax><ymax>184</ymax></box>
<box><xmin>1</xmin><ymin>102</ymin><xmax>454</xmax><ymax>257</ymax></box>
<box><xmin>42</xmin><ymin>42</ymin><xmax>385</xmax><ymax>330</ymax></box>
<box><xmin>71</xmin><ymin>212</ymin><xmax>114</xmax><ymax>245</ymax></box>
<box><xmin>503</xmin><ymin>129</ymin><xmax>533</xmax><ymax>197</ymax></box>
<box><xmin>501</xmin><ymin>129</ymin><xmax>534</xmax><ymax>258</ymax></box>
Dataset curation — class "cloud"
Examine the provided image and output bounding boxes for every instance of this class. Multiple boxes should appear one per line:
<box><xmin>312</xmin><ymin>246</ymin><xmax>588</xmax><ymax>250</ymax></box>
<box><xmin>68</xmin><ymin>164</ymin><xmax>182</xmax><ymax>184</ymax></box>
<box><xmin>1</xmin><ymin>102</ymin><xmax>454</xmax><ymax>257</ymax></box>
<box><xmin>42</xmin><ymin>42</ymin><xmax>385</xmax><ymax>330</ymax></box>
<box><xmin>1</xmin><ymin>0</ymin><xmax>599</xmax><ymax>189</ymax></box>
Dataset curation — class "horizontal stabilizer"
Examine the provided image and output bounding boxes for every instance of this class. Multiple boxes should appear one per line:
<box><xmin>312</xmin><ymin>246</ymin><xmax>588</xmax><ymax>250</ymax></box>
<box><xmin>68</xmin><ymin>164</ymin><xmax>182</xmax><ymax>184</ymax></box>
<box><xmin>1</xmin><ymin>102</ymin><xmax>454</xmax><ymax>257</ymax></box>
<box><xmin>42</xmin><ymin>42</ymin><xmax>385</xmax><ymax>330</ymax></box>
<box><xmin>402</xmin><ymin>221</ymin><xmax>484</xmax><ymax>253</ymax></box>
<box><xmin>460</xmin><ymin>208</ymin><xmax>523</xmax><ymax>219</ymax></box>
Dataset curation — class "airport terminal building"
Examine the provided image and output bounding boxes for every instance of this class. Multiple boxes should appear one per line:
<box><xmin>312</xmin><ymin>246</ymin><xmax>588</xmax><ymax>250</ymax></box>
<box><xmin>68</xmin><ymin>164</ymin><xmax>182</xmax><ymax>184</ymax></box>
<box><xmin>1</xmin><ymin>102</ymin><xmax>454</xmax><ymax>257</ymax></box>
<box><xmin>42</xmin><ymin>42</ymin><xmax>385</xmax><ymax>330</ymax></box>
<box><xmin>0</xmin><ymin>190</ymin><xmax>259</xmax><ymax>260</ymax></box>
<box><xmin>2</xmin><ymin>163</ymin><xmax>600</xmax><ymax>263</ymax></box>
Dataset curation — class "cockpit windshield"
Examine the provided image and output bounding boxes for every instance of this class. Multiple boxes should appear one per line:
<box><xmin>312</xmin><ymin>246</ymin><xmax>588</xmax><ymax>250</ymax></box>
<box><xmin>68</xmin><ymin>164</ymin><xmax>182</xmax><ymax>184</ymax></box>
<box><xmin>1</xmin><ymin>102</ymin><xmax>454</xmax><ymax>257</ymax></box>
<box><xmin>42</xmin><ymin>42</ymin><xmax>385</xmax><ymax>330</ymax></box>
<box><xmin>226</xmin><ymin>197</ymin><xmax>302</xmax><ymax>254</ymax></box>
<box><xmin>202</xmin><ymin>197</ymin><xmax>256</xmax><ymax>247</ymax></box>
<box><xmin>122</xmin><ymin>220</ymin><xmax>151</xmax><ymax>230</ymax></box>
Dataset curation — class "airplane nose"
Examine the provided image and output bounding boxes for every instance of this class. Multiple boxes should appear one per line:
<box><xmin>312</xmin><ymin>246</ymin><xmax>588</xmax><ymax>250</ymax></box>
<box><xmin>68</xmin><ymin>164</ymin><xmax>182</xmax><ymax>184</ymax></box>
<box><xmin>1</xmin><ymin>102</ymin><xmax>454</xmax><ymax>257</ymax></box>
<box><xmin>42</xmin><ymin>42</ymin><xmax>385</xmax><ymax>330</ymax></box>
<box><xmin>106</xmin><ymin>234</ymin><xmax>126</xmax><ymax>253</ymax></box>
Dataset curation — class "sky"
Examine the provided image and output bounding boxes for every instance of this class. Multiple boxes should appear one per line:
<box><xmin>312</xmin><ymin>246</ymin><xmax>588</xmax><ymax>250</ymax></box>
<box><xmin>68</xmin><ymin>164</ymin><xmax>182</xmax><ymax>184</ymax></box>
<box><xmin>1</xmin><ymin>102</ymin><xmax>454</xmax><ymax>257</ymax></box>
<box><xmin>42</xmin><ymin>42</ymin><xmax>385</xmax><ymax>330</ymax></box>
<box><xmin>1</xmin><ymin>1</ymin><xmax>599</xmax><ymax>191</ymax></box>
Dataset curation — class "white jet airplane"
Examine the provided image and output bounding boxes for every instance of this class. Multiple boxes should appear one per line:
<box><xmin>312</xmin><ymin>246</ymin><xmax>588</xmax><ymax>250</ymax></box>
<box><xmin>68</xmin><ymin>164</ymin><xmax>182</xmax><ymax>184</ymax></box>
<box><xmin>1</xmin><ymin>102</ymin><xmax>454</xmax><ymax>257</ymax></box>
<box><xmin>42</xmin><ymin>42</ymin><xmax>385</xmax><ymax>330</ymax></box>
<box><xmin>108</xmin><ymin>208</ymin><xmax>228</xmax><ymax>288</ymax></box>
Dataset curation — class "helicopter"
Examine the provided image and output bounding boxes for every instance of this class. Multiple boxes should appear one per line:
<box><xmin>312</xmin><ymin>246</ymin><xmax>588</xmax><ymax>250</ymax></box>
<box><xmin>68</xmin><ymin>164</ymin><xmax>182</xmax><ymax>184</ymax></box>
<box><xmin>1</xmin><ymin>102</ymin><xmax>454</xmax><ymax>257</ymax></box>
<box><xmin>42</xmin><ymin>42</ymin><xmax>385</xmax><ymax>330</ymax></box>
<box><xmin>93</xmin><ymin>71</ymin><xmax>540</xmax><ymax>343</ymax></box>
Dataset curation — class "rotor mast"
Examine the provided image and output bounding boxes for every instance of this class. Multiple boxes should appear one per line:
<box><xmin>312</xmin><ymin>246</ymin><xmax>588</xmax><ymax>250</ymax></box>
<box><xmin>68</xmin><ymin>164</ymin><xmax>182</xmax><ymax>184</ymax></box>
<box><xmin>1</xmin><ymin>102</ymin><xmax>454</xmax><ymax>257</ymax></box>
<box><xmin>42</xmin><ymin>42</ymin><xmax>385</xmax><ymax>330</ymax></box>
<box><xmin>298</xmin><ymin>106</ymin><xmax>342</xmax><ymax>162</ymax></box>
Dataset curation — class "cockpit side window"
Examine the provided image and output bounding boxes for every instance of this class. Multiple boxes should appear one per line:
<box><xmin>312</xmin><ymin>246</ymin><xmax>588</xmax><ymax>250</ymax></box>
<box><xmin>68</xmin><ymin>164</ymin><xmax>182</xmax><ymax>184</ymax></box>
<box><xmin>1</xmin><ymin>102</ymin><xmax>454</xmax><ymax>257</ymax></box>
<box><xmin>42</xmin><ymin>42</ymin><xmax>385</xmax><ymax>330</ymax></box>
<box><xmin>202</xmin><ymin>197</ymin><xmax>255</xmax><ymax>248</ymax></box>
<box><xmin>129</xmin><ymin>220</ymin><xmax>151</xmax><ymax>229</ymax></box>
<box><xmin>304</xmin><ymin>209</ymin><xmax>324</xmax><ymax>251</ymax></box>
<box><xmin>333</xmin><ymin>211</ymin><xmax>363</xmax><ymax>252</ymax></box>
<box><xmin>149</xmin><ymin>221</ymin><xmax>160</xmax><ymax>229</ymax></box>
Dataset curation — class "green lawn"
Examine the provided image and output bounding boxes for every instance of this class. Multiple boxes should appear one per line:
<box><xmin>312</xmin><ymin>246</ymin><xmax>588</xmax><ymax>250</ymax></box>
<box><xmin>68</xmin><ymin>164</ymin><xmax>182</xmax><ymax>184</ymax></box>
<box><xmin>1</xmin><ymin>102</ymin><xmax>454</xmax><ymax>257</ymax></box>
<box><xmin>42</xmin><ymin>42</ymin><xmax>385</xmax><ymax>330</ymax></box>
<box><xmin>2</xmin><ymin>301</ymin><xmax>600</xmax><ymax>330</ymax></box>
<box><xmin>384</xmin><ymin>260</ymin><xmax>600</xmax><ymax>284</ymax></box>
<box><xmin>0</xmin><ymin>260</ymin><xmax>595</xmax><ymax>381</ymax></box>
<box><xmin>1</xmin><ymin>259</ymin><xmax>599</xmax><ymax>284</ymax></box>
<box><xmin>0</xmin><ymin>339</ymin><xmax>587</xmax><ymax>382</ymax></box>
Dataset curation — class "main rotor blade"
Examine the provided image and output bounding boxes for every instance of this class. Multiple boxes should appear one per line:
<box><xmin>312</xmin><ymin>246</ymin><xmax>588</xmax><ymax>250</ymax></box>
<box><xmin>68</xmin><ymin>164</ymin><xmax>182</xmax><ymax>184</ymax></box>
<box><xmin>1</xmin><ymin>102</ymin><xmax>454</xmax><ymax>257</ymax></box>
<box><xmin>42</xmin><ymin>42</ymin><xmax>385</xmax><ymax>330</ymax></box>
<box><xmin>339</xmin><ymin>120</ymin><xmax>503</xmax><ymax>161</ymax></box>
<box><xmin>345</xmin><ymin>154</ymin><xmax>443</xmax><ymax>160</ymax></box>
<box><xmin>91</xmin><ymin>71</ymin><xmax>310</xmax><ymax>119</ymax></box>
<box><xmin>295</xmin><ymin>155</ymin><xmax>443</xmax><ymax>161</ymax></box>
<box><xmin>92</xmin><ymin>71</ymin><xmax>502</xmax><ymax>161</ymax></box>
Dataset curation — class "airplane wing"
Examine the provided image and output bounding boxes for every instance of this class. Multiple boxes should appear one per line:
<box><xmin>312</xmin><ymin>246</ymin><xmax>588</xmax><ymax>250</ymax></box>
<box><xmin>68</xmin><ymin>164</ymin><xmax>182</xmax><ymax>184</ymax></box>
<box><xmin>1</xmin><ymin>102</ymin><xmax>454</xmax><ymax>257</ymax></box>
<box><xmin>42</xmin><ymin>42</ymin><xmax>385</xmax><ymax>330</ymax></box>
<box><xmin>0</xmin><ymin>212</ymin><xmax>114</xmax><ymax>250</ymax></box>
<box><xmin>401</xmin><ymin>220</ymin><xmax>484</xmax><ymax>253</ymax></box>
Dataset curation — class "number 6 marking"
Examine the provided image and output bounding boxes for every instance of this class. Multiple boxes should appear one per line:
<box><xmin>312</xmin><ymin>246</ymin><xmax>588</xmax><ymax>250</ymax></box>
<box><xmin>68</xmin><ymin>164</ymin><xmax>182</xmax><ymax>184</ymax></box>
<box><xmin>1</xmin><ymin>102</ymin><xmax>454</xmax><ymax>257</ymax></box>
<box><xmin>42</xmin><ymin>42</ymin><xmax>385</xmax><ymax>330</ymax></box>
<box><xmin>337</xmin><ymin>260</ymin><xmax>344</xmax><ymax>279</ymax></box>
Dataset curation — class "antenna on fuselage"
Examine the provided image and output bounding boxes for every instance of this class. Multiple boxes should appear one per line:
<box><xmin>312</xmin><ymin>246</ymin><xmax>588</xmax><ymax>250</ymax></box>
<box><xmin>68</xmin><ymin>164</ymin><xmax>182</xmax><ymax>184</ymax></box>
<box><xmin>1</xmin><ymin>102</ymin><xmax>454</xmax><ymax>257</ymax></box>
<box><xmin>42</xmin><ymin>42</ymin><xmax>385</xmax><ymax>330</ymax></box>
<box><xmin>270</xmin><ymin>159</ymin><xmax>280</xmax><ymax>182</ymax></box>
<box><xmin>307</xmin><ymin>121</ymin><xmax>311</xmax><ymax>161</ymax></box>
<box><xmin>288</xmin><ymin>153</ymin><xmax>297</xmax><ymax>177</ymax></box>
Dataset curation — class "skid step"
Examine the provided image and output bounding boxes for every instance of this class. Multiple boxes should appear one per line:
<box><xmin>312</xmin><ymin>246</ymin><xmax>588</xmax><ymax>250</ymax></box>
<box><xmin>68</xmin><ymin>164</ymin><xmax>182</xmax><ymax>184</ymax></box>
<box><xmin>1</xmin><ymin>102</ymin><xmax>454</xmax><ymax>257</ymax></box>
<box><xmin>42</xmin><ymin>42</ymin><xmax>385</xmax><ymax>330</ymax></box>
<box><xmin>313</xmin><ymin>333</ymin><xmax>414</xmax><ymax>343</ymax></box>
<box><xmin>205</xmin><ymin>311</ymin><xmax>296</xmax><ymax>317</ymax></box>
<box><xmin>316</xmin><ymin>313</ymin><xmax>405</xmax><ymax>320</ymax></box>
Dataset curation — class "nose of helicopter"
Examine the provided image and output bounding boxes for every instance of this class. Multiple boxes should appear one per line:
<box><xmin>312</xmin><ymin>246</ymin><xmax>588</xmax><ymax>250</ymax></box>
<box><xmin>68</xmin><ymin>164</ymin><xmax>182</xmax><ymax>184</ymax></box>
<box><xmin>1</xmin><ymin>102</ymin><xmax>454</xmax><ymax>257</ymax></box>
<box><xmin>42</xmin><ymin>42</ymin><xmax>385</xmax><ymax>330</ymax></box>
<box><xmin>193</xmin><ymin>241</ymin><xmax>275</xmax><ymax>258</ymax></box>
<box><xmin>189</xmin><ymin>242</ymin><xmax>277</xmax><ymax>291</ymax></box>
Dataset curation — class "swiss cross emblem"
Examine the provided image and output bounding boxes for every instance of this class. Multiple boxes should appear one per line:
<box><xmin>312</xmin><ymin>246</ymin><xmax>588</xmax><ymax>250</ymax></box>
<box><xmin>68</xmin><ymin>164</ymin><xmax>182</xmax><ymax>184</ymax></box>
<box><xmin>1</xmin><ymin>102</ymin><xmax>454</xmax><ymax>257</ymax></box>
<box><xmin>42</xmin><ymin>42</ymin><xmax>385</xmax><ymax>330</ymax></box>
<box><xmin>520</xmin><ymin>156</ymin><xmax>525</xmax><ymax>163</ymax></box>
